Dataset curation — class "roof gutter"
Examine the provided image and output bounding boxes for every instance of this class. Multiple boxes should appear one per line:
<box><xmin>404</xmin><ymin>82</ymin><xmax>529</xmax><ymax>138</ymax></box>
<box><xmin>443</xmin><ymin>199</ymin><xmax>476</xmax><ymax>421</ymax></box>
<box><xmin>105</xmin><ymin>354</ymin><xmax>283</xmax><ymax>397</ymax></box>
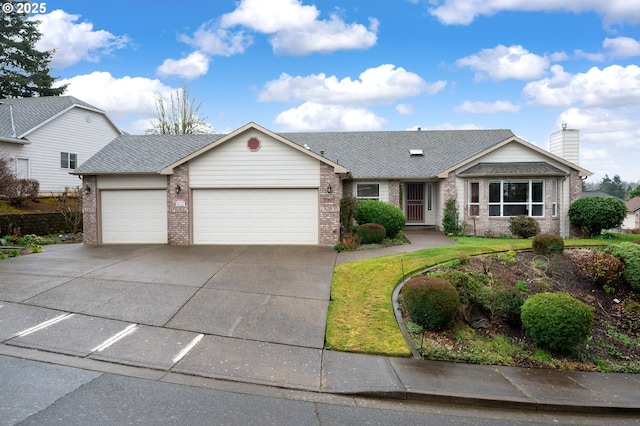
<box><xmin>0</xmin><ymin>136</ymin><xmax>29</xmax><ymax>144</ymax></box>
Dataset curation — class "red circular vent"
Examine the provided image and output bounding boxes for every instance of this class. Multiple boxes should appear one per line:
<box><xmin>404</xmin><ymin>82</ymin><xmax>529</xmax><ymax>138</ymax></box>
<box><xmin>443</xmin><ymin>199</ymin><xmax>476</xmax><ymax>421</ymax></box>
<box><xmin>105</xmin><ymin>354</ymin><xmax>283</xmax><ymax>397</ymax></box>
<box><xmin>247</xmin><ymin>137</ymin><xmax>260</xmax><ymax>151</ymax></box>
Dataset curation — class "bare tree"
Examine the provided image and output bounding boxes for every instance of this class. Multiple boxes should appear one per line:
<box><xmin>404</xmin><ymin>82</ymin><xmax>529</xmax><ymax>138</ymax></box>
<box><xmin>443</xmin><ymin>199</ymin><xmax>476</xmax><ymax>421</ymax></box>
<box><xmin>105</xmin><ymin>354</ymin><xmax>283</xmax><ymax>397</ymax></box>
<box><xmin>146</xmin><ymin>82</ymin><xmax>212</xmax><ymax>135</ymax></box>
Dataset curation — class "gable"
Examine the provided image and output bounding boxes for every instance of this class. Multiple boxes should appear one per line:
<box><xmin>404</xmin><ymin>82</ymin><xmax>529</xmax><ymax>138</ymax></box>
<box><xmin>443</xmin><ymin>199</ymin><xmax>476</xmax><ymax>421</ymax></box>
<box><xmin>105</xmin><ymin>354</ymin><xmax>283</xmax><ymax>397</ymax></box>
<box><xmin>460</xmin><ymin>141</ymin><xmax>570</xmax><ymax>174</ymax></box>
<box><xmin>189</xmin><ymin>128</ymin><xmax>321</xmax><ymax>188</ymax></box>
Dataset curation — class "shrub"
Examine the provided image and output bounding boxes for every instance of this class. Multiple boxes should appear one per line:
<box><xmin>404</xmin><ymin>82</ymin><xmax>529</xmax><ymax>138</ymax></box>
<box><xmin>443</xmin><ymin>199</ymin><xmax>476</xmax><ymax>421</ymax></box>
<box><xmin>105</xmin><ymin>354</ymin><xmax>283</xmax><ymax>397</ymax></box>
<box><xmin>491</xmin><ymin>288</ymin><xmax>524</xmax><ymax>326</ymax></box>
<box><xmin>401</xmin><ymin>276</ymin><xmax>460</xmax><ymax>331</ymax></box>
<box><xmin>520</xmin><ymin>293</ymin><xmax>594</xmax><ymax>352</ymax></box>
<box><xmin>508</xmin><ymin>215</ymin><xmax>541</xmax><ymax>238</ymax></box>
<box><xmin>532</xmin><ymin>233</ymin><xmax>564</xmax><ymax>256</ymax></box>
<box><xmin>442</xmin><ymin>198</ymin><xmax>462</xmax><ymax>236</ymax></box>
<box><xmin>573</xmin><ymin>251</ymin><xmax>625</xmax><ymax>289</ymax></box>
<box><xmin>568</xmin><ymin>196</ymin><xmax>627</xmax><ymax>237</ymax></box>
<box><xmin>437</xmin><ymin>270</ymin><xmax>491</xmax><ymax>306</ymax></box>
<box><xmin>603</xmin><ymin>242</ymin><xmax>640</xmax><ymax>294</ymax></box>
<box><xmin>457</xmin><ymin>252</ymin><xmax>470</xmax><ymax>265</ymax></box>
<box><xmin>339</xmin><ymin>196</ymin><xmax>359</xmax><ymax>232</ymax></box>
<box><xmin>355</xmin><ymin>200</ymin><xmax>406</xmax><ymax>238</ymax></box>
<box><xmin>356</xmin><ymin>223</ymin><xmax>386</xmax><ymax>244</ymax></box>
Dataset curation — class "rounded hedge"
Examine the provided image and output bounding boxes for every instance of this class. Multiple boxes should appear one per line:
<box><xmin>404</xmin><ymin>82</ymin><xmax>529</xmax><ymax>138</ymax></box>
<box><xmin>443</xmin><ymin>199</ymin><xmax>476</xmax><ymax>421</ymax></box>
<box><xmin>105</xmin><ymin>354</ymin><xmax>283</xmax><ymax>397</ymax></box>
<box><xmin>568</xmin><ymin>196</ymin><xmax>627</xmax><ymax>237</ymax></box>
<box><xmin>520</xmin><ymin>292</ymin><xmax>594</xmax><ymax>352</ymax></box>
<box><xmin>355</xmin><ymin>200</ymin><xmax>406</xmax><ymax>238</ymax></box>
<box><xmin>401</xmin><ymin>276</ymin><xmax>460</xmax><ymax>331</ymax></box>
<box><xmin>603</xmin><ymin>242</ymin><xmax>640</xmax><ymax>295</ymax></box>
<box><xmin>356</xmin><ymin>223</ymin><xmax>386</xmax><ymax>244</ymax></box>
<box><xmin>508</xmin><ymin>215</ymin><xmax>541</xmax><ymax>239</ymax></box>
<box><xmin>532</xmin><ymin>233</ymin><xmax>564</xmax><ymax>256</ymax></box>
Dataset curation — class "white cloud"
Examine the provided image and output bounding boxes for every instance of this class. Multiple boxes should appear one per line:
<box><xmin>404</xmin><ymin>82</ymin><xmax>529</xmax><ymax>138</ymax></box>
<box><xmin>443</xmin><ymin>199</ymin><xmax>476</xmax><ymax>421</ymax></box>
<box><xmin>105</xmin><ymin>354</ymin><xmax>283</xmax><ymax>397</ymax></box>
<box><xmin>456</xmin><ymin>45</ymin><xmax>554</xmax><ymax>81</ymax></box>
<box><xmin>31</xmin><ymin>10</ymin><xmax>130</xmax><ymax>68</ymax></box>
<box><xmin>157</xmin><ymin>51</ymin><xmax>210</xmax><ymax>79</ymax></box>
<box><xmin>428</xmin><ymin>0</ymin><xmax>640</xmax><ymax>26</ymax></box>
<box><xmin>455</xmin><ymin>100</ymin><xmax>520</xmax><ymax>113</ymax></box>
<box><xmin>396</xmin><ymin>103</ymin><xmax>414</xmax><ymax>115</ymax></box>
<box><xmin>258</xmin><ymin>64</ymin><xmax>439</xmax><ymax>104</ymax></box>
<box><xmin>218</xmin><ymin>0</ymin><xmax>378</xmax><ymax>55</ymax></box>
<box><xmin>178</xmin><ymin>24</ymin><xmax>253</xmax><ymax>56</ymax></box>
<box><xmin>56</xmin><ymin>72</ymin><xmax>177</xmax><ymax>133</ymax></box>
<box><xmin>274</xmin><ymin>102</ymin><xmax>385</xmax><ymax>131</ymax></box>
<box><xmin>603</xmin><ymin>36</ymin><xmax>640</xmax><ymax>58</ymax></box>
<box><xmin>556</xmin><ymin>107</ymin><xmax>640</xmax><ymax>180</ymax></box>
<box><xmin>574</xmin><ymin>50</ymin><xmax>606</xmax><ymax>62</ymax></box>
<box><xmin>523</xmin><ymin>64</ymin><xmax>640</xmax><ymax>107</ymax></box>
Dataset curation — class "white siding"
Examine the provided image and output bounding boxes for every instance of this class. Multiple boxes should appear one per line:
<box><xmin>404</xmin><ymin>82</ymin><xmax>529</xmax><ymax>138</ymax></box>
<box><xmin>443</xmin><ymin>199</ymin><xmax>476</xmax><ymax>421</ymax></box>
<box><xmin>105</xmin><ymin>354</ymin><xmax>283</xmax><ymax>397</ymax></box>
<box><xmin>97</xmin><ymin>175</ymin><xmax>167</xmax><ymax>189</ymax></box>
<box><xmin>189</xmin><ymin>129</ymin><xmax>320</xmax><ymax>188</ymax></box>
<box><xmin>2</xmin><ymin>108</ymin><xmax>120</xmax><ymax>193</ymax></box>
<box><xmin>470</xmin><ymin>141</ymin><xmax>570</xmax><ymax>172</ymax></box>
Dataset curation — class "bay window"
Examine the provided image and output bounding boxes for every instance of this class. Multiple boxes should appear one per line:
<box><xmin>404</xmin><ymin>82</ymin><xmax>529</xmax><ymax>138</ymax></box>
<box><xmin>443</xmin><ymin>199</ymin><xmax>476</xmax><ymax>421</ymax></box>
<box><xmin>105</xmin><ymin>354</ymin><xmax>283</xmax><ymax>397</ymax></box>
<box><xmin>468</xmin><ymin>181</ymin><xmax>479</xmax><ymax>216</ymax></box>
<box><xmin>488</xmin><ymin>180</ymin><xmax>544</xmax><ymax>217</ymax></box>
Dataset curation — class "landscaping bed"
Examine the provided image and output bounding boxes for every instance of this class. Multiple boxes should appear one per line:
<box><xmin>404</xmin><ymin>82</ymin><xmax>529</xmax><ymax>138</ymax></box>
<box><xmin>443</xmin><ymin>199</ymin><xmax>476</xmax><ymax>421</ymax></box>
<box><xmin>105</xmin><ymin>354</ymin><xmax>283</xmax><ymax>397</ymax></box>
<box><xmin>402</xmin><ymin>248</ymin><xmax>640</xmax><ymax>373</ymax></box>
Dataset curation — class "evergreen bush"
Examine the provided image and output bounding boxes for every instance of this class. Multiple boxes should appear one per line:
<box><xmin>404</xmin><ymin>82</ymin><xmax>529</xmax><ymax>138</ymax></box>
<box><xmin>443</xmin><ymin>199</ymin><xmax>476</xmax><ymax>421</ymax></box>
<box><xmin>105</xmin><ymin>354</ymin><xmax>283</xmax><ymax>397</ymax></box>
<box><xmin>568</xmin><ymin>196</ymin><xmax>627</xmax><ymax>237</ymax></box>
<box><xmin>508</xmin><ymin>215</ymin><xmax>541</xmax><ymax>238</ymax></box>
<box><xmin>603</xmin><ymin>242</ymin><xmax>640</xmax><ymax>294</ymax></box>
<box><xmin>442</xmin><ymin>198</ymin><xmax>462</xmax><ymax>236</ymax></box>
<box><xmin>573</xmin><ymin>251</ymin><xmax>625</xmax><ymax>289</ymax></box>
<box><xmin>520</xmin><ymin>293</ymin><xmax>594</xmax><ymax>352</ymax></box>
<box><xmin>355</xmin><ymin>200</ymin><xmax>406</xmax><ymax>238</ymax></box>
<box><xmin>401</xmin><ymin>276</ymin><xmax>460</xmax><ymax>331</ymax></box>
<box><xmin>356</xmin><ymin>223</ymin><xmax>386</xmax><ymax>244</ymax></box>
<box><xmin>339</xmin><ymin>196</ymin><xmax>359</xmax><ymax>232</ymax></box>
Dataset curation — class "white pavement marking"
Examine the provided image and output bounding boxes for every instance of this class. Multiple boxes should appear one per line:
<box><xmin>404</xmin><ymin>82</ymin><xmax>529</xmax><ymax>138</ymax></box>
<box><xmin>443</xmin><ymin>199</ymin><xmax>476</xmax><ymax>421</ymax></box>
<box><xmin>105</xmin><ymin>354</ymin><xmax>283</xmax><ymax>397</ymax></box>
<box><xmin>91</xmin><ymin>324</ymin><xmax>138</xmax><ymax>352</ymax></box>
<box><xmin>172</xmin><ymin>333</ymin><xmax>204</xmax><ymax>364</ymax></box>
<box><xmin>15</xmin><ymin>313</ymin><xmax>74</xmax><ymax>337</ymax></box>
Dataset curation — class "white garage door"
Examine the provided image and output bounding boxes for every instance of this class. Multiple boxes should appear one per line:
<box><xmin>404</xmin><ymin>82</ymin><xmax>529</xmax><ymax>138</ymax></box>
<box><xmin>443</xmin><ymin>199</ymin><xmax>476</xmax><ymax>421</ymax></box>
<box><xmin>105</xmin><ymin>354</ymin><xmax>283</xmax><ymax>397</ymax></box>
<box><xmin>101</xmin><ymin>190</ymin><xmax>168</xmax><ymax>243</ymax></box>
<box><xmin>193</xmin><ymin>189</ymin><xmax>318</xmax><ymax>244</ymax></box>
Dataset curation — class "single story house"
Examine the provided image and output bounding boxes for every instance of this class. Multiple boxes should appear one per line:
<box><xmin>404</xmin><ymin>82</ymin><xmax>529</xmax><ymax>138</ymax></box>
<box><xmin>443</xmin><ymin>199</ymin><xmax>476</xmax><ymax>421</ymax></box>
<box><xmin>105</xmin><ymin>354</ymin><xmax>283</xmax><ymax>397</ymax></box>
<box><xmin>0</xmin><ymin>96</ymin><xmax>122</xmax><ymax>193</ymax></box>
<box><xmin>622</xmin><ymin>197</ymin><xmax>640</xmax><ymax>231</ymax></box>
<box><xmin>74</xmin><ymin>122</ymin><xmax>591</xmax><ymax>245</ymax></box>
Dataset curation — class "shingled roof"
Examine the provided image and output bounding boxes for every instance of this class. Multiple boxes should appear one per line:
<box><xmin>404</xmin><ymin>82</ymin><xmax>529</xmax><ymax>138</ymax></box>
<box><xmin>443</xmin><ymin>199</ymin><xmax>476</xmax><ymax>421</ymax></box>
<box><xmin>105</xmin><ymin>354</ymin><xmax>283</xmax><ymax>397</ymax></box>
<box><xmin>74</xmin><ymin>127</ymin><xmax>516</xmax><ymax>178</ymax></box>
<box><xmin>0</xmin><ymin>96</ymin><xmax>109</xmax><ymax>140</ymax></box>
<box><xmin>281</xmin><ymin>129</ymin><xmax>516</xmax><ymax>178</ymax></box>
<box><xmin>458</xmin><ymin>162</ymin><xmax>567</xmax><ymax>176</ymax></box>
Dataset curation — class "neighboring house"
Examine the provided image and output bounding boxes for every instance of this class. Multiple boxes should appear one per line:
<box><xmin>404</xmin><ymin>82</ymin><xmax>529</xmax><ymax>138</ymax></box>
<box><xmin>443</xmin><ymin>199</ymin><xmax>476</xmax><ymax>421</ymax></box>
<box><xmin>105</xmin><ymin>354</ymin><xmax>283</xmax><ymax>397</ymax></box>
<box><xmin>623</xmin><ymin>197</ymin><xmax>640</xmax><ymax>231</ymax></box>
<box><xmin>74</xmin><ymin>122</ymin><xmax>591</xmax><ymax>245</ymax></box>
<box><xmin>0</xmin><ymin>96</ymin><xmax>122</xmax><ymax>193</ymax></box>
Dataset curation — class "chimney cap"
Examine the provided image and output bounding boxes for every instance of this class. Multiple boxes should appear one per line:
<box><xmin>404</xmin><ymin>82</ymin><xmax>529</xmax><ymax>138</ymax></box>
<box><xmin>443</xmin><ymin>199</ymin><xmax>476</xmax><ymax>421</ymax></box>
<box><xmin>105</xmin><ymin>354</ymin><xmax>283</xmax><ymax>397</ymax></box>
<box><xmin>562</xmin><ymin>123</ymin><xmax>567</xmax><ymax>130</ymax></box>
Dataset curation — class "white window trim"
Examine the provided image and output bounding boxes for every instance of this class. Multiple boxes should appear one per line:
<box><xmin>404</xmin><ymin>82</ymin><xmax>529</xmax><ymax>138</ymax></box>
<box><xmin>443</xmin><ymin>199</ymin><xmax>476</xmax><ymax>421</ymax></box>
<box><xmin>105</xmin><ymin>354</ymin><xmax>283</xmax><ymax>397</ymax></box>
<box><xmin>356</xmin><ymin>182</ymin><xmax>380</xmax><ymax>200</ymax></box>
<box><xmin>468</xmin><ymin>181</ymin><xmax>479</xmax><ymax>216</ymax></box>
<box><xmin>61</xmin><ymin>152</ymin><xmax>78</xmax><ymax>170</ymax></box>
<box><xmin>488</xmin><ymin>179</ymin><xmax>545</xmax><ymax>217</ymax></box>
<box><xmin>551</xmin><ymin>179</ymin><xmax>558</xmax><ymax>217</ymax></box>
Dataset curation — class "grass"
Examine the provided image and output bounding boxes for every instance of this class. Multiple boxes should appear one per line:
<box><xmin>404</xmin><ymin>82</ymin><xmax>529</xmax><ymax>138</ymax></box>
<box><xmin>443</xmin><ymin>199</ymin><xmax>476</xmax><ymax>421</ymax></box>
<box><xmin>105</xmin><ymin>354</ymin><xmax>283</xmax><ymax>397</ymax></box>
<box><xmin>326</xmin><ymin>235</ymin><xmax>632</xmax><ymax>356</ymax></box>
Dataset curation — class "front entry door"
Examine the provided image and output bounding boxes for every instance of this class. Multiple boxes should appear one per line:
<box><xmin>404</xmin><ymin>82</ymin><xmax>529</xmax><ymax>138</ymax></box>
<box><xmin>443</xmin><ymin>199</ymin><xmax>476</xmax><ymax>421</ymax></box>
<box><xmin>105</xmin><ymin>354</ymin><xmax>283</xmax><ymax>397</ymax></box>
<box><xmin>406</xmin><ymin>183</ymin><xmax>424</xmax><ymax>223</ymax></box>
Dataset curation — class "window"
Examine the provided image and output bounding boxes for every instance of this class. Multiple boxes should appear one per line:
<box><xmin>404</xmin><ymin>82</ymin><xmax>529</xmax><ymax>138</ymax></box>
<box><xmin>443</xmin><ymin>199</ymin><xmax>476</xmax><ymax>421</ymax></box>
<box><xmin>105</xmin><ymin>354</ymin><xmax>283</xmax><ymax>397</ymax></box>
<box><xmin>61</xmin><ymin>152</ymin><xmax>77</xmax><ymax>169</ymax></box>
<box><xmin>488</xmin><ymin>180</ymin><xmax>544</xmax><ymax>217</ymax></box>
<box><xmin>468</xmin><ymin>181</ymin><xmax>479</xmax><ymax>216</ymax></box>
<box><xmin>552</xmin><ymin>179</ymin><xmax>558</xmax><ymax>217</ymax></box>
<box><xmin>426</xmin><ymin>183</ymin><xmax>433</xmax><ymax>211</ymax></box>
<box><xmin>356</xmin><ymin>183</ymin><xmax>380</xmax><ymax>200</ymax></box>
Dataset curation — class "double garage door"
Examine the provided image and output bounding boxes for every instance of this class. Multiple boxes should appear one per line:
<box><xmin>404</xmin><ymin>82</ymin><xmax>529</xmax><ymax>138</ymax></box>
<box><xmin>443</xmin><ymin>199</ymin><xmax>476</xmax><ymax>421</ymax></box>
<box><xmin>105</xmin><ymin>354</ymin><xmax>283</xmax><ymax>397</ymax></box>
<box><xmin>100</xmin><ymin>188</ymin><xmax>318</xmax><ymax>244</ymax></box>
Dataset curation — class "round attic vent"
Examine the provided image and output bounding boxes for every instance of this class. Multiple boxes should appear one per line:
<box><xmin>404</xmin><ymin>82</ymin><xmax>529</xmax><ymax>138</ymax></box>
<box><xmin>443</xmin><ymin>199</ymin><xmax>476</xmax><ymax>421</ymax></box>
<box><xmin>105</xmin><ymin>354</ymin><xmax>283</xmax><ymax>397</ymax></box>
<box><xmin>247</xmin><ymin>137</ymin><xmax>260</xmax><ymax>151</ymax></box>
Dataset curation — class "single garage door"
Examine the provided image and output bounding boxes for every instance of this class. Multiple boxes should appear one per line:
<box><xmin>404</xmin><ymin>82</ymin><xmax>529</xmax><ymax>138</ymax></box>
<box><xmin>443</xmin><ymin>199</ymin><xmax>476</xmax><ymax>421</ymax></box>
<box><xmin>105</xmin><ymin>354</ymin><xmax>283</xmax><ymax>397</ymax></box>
<box><xmin>193</xmin><ymin>188</ymin><xmax>318</xmax><ymax>244</ymax></box>
<box><xmin>101</xmin><ymin>190</ymin><xmax>168</xmax><ymax>243</ymax></box>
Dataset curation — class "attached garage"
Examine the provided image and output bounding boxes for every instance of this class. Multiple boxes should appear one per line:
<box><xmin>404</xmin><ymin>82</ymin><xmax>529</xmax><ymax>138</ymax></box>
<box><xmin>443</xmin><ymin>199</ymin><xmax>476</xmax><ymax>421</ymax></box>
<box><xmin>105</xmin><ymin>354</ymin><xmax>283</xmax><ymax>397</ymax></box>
<box><xmin>192</xmin><ymin>188</ymin><xmax>318</xmax><ymax>244</ymax></box>
<box><xmin>76</xmin><ymin>123</ymin><xmax>347</xmax><ymax>246</ymax></box>
<box><xmin>101</xmin><ymin>190</ymin><xmax>168</xmax><ymax>243</ymax></box>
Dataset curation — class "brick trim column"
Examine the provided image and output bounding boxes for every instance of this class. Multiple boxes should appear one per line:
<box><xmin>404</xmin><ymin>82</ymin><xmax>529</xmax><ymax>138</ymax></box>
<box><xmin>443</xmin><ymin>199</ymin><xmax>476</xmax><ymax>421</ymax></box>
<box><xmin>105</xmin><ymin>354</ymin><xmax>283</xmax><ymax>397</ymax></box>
<box><xmin>319</xmin><ymin>163</ymin><xmax>341</xmax><ymax>245</ymax></box>
<box><xmin>82</xmin><ymin>175</ymin><xmax>98</xmax><ymax>245</ymax></box>
<box><xmin>167</xmin><ymin>163</ymin><xmax>190</xmax><ymax>245</ymax></box>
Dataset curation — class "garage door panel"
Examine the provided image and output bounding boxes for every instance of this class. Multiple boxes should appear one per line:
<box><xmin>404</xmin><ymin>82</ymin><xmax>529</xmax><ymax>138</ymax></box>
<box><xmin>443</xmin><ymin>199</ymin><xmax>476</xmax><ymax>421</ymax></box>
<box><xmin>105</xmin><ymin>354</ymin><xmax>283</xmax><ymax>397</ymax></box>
<box><xmin>101</xmin><ymin>190</ymin><xmax>167</xmax><ymax>244</ymax></box>
<box><xmin>193</xmin><ymin>189</ymin><xmax>318</xmax><ymax>244</ymax></box>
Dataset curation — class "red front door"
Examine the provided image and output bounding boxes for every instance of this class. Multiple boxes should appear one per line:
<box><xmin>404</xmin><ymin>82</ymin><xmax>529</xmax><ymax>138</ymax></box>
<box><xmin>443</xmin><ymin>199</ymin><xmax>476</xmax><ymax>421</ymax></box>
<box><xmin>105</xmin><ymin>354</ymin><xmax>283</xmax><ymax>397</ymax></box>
<box><xmin>406</xmin><ymin>183</ymin><xmax>424</xmax><ymax>223</ymax></box>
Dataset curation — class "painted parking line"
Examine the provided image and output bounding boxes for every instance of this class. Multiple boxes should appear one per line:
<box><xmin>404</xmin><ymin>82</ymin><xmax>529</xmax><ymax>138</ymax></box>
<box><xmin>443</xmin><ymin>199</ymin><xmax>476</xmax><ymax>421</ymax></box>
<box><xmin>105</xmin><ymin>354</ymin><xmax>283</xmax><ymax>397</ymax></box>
<box><xmin>91</xmin><ymin>324</ymin><xmax>138</xmax><ymax>352</ymax></box>
<box><xmin>172</xmin><ymin>333</ymin><xmax>204</xmax><ymax>364</ymax></box>
<box><xmin>15</xmin><ymin>313</ymin><xmax>74</xmax><ymax>337</ymax></box>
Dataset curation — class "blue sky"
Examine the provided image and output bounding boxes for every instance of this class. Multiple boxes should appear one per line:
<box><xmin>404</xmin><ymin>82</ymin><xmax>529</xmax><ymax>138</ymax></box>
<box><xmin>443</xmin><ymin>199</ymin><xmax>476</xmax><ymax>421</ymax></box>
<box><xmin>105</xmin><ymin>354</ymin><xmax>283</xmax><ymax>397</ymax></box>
<box><xmin>27</xmin><ymin>0</ymin><xmax>640</xmax><ymax>183</ymax></box>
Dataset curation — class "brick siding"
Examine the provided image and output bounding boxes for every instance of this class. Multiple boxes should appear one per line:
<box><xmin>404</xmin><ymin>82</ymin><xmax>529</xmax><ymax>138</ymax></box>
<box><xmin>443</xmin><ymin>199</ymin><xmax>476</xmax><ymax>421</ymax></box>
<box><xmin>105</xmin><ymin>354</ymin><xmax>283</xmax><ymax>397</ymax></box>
<box><xmin>319</xmin><ymin>162</ymin><xmax>341</xmax><ymax>245</ymax></box>
<box><xmin>82</xmin><ymin>175</ymin><xmax>98</xmax><ymax>245</ymax></box>
<box><xmin>167</xmin><ymin>163</ymin><xmax>190</xmax><ymax>245</ymax></box>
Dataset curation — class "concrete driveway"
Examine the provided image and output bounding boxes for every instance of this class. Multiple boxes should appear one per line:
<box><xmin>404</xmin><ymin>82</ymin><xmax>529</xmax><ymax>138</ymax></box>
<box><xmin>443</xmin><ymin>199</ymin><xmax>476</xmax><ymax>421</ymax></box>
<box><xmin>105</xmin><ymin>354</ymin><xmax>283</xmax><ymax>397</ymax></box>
<box><xmin>0</xmin><ymin>244</ymin><xmax>337</xmax><ymax>351</ymax></box>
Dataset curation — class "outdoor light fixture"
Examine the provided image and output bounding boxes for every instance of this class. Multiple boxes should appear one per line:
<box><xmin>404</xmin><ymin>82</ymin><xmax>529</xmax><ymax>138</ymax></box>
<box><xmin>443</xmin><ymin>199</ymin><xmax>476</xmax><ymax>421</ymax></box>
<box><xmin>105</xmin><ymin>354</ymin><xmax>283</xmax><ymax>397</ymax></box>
<box><xmin>84</xmin><ymin>185</ymin><xmax>91</xmax><ymax>195</ymax></box>
<box><xmin>175</xmin><ymin>184</ymin><xmax>181</xmax><ymax>195</ymax></box>
<box><xmin>327</xmin><ymin>184</ymin><xmax>332</xmax><ymax>193</ymax></box>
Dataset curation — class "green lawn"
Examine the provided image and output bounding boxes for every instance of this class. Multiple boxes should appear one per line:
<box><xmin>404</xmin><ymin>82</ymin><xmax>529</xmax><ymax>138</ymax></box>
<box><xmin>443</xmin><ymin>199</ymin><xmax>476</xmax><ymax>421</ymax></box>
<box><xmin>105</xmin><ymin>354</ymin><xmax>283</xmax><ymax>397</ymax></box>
<box><xmin>326</xmin><ymin>236</ymin><xmax>624</xmax><ymax>356</ymax></box>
